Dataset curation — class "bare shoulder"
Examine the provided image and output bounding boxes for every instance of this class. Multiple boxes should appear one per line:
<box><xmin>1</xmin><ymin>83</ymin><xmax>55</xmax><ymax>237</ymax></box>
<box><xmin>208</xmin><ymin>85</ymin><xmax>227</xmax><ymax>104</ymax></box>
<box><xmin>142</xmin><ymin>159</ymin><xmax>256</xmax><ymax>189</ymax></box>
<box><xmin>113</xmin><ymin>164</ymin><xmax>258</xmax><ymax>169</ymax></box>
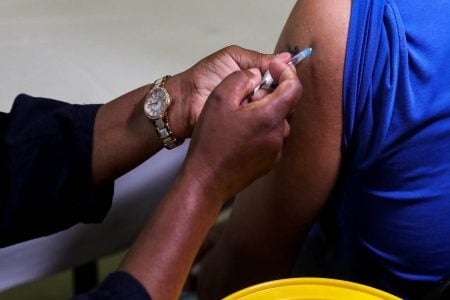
<box><xmin>276</xmin><ymin>0</ymin><xmax>350</xmax><ymax>70</ymax></box>
<box><xmin>276</xmin><ymin>0</ymin><xmax>350</xmax><ymax>111</ymax></box>
<box><xmin>270</xmin><ymin>0</ymin><xmax>351</xmax><ymax>209</ymax></box>
<box><xmin>221</xmin><ymin>0</ymin><xmax>353</xmax><ymax>255</ymax></box>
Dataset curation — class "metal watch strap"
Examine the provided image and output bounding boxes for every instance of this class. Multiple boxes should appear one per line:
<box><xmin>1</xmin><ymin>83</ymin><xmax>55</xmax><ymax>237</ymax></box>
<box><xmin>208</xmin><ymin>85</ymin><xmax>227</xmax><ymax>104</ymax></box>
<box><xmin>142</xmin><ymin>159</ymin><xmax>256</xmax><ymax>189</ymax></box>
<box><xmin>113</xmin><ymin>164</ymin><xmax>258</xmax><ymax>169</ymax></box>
<box><xmin>154</xmin><ymin>75</ymin><xmax>169</xmax><ymax>89</ymax></box>
<box><xmin>151</xmin><ymin>76</ymin><xmax>182</xmax><ymax>150</ymax></box>
<box><xmin>152</xmin><ymin>116</ymin><xmax>181</xmax><ymax>149</ymax></box>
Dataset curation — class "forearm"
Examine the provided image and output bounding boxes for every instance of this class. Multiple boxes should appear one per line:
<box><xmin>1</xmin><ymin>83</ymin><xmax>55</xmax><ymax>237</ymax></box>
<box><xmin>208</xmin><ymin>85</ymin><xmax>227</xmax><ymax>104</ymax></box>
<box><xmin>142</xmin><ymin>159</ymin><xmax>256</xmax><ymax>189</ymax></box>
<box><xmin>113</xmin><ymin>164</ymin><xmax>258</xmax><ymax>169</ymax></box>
<box><xmin>92</xmin><ymin>84</ymin><xmax>159</xmax><ymax>186</ymax></box>
<box><xmin>119</xmin><ymin>163</ymin><xmax>225</xmax><ymax>300</ymax></box>
<box><xmin>91</xmin><ymin>46</ymin><xmax>282</xmax><ymax>186</ymax></box>
<box><xmin>91</xmin><ymin>75</ymin><xmax>186</xmax><ymax>186</ymax></box>
<box><xmin>100</xmin><ymin>51</ymin><xmax>299</xmax><ymax>299</ymax></box>
<box><xmin>198</xmin><ymin>174</ymin><xmax>313</xmax><ymax>299</ymax></box>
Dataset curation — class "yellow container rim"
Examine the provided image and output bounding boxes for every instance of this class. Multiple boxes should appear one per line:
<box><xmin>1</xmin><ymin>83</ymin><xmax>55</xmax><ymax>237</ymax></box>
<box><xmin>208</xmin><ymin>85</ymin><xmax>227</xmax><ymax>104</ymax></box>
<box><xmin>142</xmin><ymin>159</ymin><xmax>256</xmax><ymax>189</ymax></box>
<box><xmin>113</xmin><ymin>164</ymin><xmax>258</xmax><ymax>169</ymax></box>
<box><xmin>223</xmin><ymin>277</ymin><xmax>402</xmax><ymax>300</ymax></box>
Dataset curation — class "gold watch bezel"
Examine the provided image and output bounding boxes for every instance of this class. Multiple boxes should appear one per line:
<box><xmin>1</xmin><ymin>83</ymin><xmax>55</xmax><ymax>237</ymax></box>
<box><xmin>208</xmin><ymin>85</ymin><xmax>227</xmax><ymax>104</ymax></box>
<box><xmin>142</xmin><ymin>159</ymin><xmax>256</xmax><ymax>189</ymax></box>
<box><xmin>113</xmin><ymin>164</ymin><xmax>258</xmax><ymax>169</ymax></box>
<box><xmin>144</xmin><ymin>85</ymin><xmax>171</xmax><ymax>120</ymax></box>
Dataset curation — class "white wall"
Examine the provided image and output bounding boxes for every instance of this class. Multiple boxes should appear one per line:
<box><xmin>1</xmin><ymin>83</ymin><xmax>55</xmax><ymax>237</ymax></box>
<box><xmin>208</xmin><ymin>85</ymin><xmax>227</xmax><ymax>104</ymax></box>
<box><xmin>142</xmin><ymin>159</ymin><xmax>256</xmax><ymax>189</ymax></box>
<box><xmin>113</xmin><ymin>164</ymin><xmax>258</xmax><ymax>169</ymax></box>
<box><xmin>0</xmin><ymin>0</ymin><xmax>295</xmax><ymax>111</ymax></box>
<box><xmin>0</xmin><ymin>0</ymin><xmax>296</xmax><ymax>291</ymax></box>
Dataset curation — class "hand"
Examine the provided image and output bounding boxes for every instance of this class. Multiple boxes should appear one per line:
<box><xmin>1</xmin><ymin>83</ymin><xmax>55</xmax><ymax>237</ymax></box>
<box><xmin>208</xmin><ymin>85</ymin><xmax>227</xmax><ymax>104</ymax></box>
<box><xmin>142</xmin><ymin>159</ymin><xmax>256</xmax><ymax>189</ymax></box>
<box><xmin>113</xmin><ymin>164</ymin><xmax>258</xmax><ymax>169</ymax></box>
<box><xmin>118</xmin><ymin>60</ymin><xmax>300</xmax><ymax>300</ymax></box>
<box><xmin>181</xmin><ymin>60</ymin><xmax>302</xmax><ymax>202</ymax></box>
<box><xmin>165</xmin><ymin>45</ymin><xmax>292</xmax><ymax>140</ymax></box>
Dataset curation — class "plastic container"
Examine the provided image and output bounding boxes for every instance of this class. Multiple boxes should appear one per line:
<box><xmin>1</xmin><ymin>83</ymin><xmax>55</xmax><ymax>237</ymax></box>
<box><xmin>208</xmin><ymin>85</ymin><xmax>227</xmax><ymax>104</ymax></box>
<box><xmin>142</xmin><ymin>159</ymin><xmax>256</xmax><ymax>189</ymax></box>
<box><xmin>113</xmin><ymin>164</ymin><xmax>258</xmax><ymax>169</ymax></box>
<box><xmin>223</xmin><ymin>277</ymin><xmax>401</xmax><ymax>300</ymax></box>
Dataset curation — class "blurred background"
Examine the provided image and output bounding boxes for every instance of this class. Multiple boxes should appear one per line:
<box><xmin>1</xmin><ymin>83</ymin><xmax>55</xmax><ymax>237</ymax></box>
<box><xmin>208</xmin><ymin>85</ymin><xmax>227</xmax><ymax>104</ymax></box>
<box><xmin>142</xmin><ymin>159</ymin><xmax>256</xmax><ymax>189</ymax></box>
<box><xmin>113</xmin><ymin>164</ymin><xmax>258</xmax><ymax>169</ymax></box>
<box><xmin>0</xmin><ymin>0</ymin><xmax>295</xmax><ymax>298</ymax></box>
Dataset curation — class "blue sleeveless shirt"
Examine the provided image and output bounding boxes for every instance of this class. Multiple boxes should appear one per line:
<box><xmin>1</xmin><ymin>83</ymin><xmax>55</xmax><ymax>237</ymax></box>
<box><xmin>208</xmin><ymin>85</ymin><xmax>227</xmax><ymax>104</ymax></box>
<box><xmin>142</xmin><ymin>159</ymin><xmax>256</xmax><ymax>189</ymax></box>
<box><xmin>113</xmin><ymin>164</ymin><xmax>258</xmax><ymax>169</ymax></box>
<box><xmin>337</xmin><ymin>0</ymin><xmax>450</xmax><ymax>298</ymax></box>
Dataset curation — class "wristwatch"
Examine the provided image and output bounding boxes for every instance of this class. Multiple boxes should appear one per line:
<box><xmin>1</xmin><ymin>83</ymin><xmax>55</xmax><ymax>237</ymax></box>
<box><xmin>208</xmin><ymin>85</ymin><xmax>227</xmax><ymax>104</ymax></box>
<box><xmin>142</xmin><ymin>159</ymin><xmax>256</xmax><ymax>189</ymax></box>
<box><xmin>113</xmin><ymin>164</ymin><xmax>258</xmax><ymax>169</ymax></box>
<box><xmin>144</xmin><ymin>75</ymin><xmax>183</xmax><ymax>149</ymax></box>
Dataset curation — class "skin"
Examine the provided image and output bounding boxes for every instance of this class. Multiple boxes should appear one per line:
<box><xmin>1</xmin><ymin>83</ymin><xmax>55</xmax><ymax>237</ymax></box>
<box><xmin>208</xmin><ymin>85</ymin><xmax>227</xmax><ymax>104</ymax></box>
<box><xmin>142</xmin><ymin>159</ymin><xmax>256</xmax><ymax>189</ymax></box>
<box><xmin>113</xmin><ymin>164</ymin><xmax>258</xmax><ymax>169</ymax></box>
<box><xmin>91</xmin><ymin>46</ymin><xmax>292</xmax><ymax>186</ymax></box>
<box><xmin>197</xmin><ymin>0</ymin><xmax>351</xmax><ymax>298</ymax></box>
<box><xmin>74</xmin><ymin>43</ymin><xmax>302</xmax><ymax>299</ymax></box>
<box><xmin>119</xmin><ymin>61</ymin><xmax>302</xmax><ymax>300</ymax></box>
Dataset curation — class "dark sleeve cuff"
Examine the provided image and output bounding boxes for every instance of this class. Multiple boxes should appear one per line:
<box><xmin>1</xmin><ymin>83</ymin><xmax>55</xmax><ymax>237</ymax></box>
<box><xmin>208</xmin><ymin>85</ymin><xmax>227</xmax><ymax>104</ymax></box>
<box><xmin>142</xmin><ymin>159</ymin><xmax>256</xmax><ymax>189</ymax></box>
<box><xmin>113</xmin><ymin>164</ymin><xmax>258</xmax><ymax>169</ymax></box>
<box><xmin>0</xmin><ymin>94</ymin><xmax>114</xmax><ymax>247</ymax></box>
<box><xmin>72</xmin><ymin>271</ymin><xmax>151</xmax><ymax>300</ymax></box>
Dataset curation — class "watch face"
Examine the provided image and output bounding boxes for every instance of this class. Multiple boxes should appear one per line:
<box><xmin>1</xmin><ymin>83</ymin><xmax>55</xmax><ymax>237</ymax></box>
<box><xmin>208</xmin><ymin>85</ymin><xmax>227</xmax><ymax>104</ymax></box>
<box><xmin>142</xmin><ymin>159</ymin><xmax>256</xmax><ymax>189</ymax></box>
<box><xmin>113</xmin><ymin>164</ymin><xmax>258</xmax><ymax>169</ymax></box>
<box><xmin>144</xmin><ymin>87</ymin><xmax>169</xmax><ymax>119</ymax></box>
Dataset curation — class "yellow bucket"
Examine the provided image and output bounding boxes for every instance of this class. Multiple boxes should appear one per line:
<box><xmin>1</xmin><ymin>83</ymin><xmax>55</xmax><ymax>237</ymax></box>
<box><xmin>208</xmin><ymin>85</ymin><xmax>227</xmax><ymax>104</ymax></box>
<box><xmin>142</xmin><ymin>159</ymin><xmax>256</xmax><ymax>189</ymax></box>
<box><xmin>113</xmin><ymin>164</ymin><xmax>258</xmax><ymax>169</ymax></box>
<box><xmin>223</xmin><ymin>277</ymin><xmax>402</xmax><ymax>300</ymax></box>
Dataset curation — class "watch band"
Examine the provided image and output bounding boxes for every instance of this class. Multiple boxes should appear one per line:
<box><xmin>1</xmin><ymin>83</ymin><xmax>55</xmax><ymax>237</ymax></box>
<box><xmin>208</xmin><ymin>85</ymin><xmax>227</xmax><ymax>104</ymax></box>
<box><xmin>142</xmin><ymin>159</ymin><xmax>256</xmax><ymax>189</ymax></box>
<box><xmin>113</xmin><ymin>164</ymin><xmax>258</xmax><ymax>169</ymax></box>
<box><xmin>148</xmin><ymin>76</ymin><xmax>183</xmax><ymax>150</ymax></box>
<box><xmin>152</xmin><ymin>116</ymin><xmax>181</xmax><ymax>149</ymax></box>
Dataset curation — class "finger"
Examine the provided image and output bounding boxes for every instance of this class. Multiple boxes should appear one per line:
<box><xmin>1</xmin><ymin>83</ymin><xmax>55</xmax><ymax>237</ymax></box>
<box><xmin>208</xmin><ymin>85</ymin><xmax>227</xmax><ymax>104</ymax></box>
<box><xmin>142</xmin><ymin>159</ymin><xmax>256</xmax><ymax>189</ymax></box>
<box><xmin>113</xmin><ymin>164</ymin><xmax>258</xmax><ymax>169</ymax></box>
<box><xmin>251</xmin><ymin>87</ymin><xmax>270</xmax><ymax>102</ymax></box>
<box><xmin>209</xmin><ymin>69</ymin><xmax>261</xmax><ymax>108</ymax></box>
<box><xmin>225</xmin><ymin>45</ymin><xmax>291</xmax><ymax>73</ymax></box>
<box><xmin>267</xmin><ymin>60</ymin><xmax>298</xmax><ymax>85</ymax></box>
<box><xmin>276</xmin><ymin>52</ymin><xmax>293</xmax><ymax>63</ymax></box>
<box><xmin>260</xmin><ymin>68</ymin><xmax>302</xmax><ymax>121</ymax></box>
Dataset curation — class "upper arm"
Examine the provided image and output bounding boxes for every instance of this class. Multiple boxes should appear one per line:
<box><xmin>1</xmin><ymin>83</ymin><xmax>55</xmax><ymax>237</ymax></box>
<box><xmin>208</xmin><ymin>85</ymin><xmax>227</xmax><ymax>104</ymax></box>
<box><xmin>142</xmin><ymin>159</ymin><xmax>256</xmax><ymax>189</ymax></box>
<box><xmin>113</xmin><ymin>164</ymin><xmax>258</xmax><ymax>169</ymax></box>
<box><xmin>269</xmin><ymin>0</ymin><xmax>350</xmax><ymax>222</ymax></box>
<box><xmin>228</xmin><ymin>0</ymin><xmax>350</xmax><ymax>251</ymax></box>
<box><xmin>199</xmin><ymin>0</ymin><xmax>351</xmax><ymax>296</ymax></box>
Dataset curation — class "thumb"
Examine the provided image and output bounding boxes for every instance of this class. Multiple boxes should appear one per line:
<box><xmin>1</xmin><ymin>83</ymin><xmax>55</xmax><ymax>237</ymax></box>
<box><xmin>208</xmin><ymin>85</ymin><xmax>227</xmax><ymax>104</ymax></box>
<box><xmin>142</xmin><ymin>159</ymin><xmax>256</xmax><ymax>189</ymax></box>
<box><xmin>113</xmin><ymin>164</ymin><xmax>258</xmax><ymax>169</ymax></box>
<box><xmin>225</xmin><ymin>45</ymin><xmax>291</xmax><ymax>72</ymax></box>
<box><xmin>260</xmin><ymin>65</ymin><xmax>302</xmax><ymax>121</ymax></box>
<box><xmin>209</xmin><ymin>69</ymin><xmax>261</xmax><ymax>108</ymax></box>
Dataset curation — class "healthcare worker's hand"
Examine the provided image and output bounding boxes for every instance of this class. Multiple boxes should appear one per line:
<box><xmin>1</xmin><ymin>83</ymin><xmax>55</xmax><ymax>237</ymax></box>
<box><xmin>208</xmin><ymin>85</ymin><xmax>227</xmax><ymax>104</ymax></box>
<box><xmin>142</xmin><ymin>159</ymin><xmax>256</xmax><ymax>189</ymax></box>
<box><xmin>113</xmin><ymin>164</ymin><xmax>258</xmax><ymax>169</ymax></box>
<box><xmin>182</xmin><ymin>59</ymin><xmax>302</xmax><ymax>202</ymax></box>
<box><xmin>165</xmin><ymin>45</ymin><xmax>293</xmax><ymax>140</ymax></box>
<box><xmin>120</xmin><ymin>60</ymin><xmax>302</xmax><ymax>300</ymax></box>
<box><xmin>92</xmin><ymin>46</ymin><xmax>291</xmax><ymax>186</ymax></box>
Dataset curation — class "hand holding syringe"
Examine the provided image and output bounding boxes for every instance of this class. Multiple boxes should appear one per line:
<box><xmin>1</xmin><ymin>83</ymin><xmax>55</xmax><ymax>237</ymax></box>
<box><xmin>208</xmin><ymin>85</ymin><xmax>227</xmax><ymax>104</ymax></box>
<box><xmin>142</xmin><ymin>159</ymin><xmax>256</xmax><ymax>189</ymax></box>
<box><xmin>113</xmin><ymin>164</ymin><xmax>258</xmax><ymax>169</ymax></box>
<box><xmin>254</xmin><ymin>47</ymin><xmax>312</xmax><ymax>93</ymax></box>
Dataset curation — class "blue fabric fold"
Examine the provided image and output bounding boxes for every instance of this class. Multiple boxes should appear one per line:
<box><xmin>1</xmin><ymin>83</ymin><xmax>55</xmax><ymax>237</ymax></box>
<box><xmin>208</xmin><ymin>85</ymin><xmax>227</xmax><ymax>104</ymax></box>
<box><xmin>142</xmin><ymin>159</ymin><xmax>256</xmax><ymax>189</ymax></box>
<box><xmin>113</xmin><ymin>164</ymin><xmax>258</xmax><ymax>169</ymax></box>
<box><xmin>336</xmin><ymin>0</ymin><xmax>450</xmax><ymax>298</ymax></box>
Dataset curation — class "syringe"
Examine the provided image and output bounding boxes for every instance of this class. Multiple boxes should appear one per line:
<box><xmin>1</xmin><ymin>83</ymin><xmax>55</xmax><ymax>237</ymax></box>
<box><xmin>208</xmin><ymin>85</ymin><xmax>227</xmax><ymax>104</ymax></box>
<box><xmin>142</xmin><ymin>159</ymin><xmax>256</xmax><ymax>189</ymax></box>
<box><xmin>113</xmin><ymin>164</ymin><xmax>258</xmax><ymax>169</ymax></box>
<box><xmin>254</xmin><ymin>47</ymin><xmax>312</xmax><ymax>93</ymax></box>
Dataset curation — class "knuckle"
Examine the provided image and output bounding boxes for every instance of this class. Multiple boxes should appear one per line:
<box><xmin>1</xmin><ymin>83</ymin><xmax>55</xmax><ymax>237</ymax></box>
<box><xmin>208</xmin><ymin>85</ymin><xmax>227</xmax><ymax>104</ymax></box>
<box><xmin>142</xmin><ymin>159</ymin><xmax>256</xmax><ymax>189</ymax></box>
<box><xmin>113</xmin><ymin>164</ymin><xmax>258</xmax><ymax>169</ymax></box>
<box><xmin>294</xmin><ymin>79</ymin><xmax>303</xmax><ymax>96</ymax></box>
<box><xmin>225</xmin><ymin>45</ymin><xmax>266</xmax><ymax>67</ymax></box>
<box><xmin>211</xmin><ymin>71</ymin><xmax>248</xmax><ymax>103</ymax></box>
<box><xmin>224</xmin><ymin>44</ymin><xmax>241</xmax><ymax>55</ymax></box>
<box><xmin>231</xmin><ymin>71</ymin><xmax>251</xmax><ymax>89</ymax></box>
<box><xmin>211</xmin><ymin>88</ymin><xmax>227</xmax><ymax>103</ymax></box>
<box><xmin>284</xmin><ymin>80</ymin><xmax>303</xmax><ymax>106</ymax></box>
<box><xmin>227</xmin><ymin>44</ymin><xmax>240</xmax><ymax>51</ymax></box>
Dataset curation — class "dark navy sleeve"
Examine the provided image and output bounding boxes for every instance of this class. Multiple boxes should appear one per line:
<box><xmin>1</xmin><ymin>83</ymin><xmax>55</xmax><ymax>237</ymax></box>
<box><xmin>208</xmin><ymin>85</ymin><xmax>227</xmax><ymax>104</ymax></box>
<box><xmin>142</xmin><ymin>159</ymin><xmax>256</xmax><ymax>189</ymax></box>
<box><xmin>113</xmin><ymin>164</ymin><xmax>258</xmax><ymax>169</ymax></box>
<box><xmin>72</xmin><ymin>272</ymin><xmax>151</xmax><ymax>300</ymax></box>
<box><xmin>0</xmin><ymin>94</ymin><xmax>114</xmax><ymax>247</ymax></box>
